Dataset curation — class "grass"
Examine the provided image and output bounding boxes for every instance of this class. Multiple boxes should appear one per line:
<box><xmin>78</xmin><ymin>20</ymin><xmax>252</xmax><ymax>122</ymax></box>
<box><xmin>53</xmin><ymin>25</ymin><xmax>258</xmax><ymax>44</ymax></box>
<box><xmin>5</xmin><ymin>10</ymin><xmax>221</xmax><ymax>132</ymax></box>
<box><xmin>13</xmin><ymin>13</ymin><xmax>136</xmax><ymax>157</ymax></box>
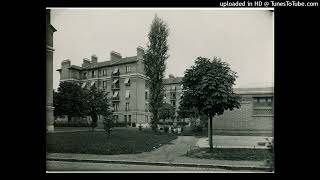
<box><xmin>46</xmin><ymin>128</ymin><xmax>177</xmax><ymax>155</ymax></box>
<box><xmin>187</xmin><ymin>148</ymin><xmax>273</xmax><ymax>161</ymax></box>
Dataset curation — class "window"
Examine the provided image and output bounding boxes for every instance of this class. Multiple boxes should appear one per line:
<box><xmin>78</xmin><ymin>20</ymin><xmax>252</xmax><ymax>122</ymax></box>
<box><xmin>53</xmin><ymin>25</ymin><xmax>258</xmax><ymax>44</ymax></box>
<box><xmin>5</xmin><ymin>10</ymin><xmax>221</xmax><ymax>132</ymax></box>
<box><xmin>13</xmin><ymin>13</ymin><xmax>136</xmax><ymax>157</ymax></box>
<box><xmin>145</xmin><ymin>115</ymin><xmax>148</xmax><ymax>123</ymax></box>
<box><xmin>113</xmin><ymin>79</ymin><xmax>119</xmax><ymax>84</ymax></box>
<box><xmin>90</xmin><ymin>81</ymin><xmax>95</xmax><ymax>87</ymax></box>
<box><xmin>126</xmin><ymin>66</ymin><xmax>131</xmax><ymax>73</ymax></box>
<box><xmin>103</xmin><ymin>81</ymin><xmax>107</xmax><ymax>88</ymax></box>
<box><xmin>171</xmin><ymin>101</ymin><xmax>176</xmax><ymax>107</ymax></box>
<box><xmin>126</xmin><ymin>102</ymin><xmax>130</xmax><ymax>111</ymax></box>
<box><xmin>145</xmin><ymin>91</ymin><xmax>148</xmax><ymax>100</ymax></box>
<box><xmin>145</xmin><ymin>103</ymin><xmax>149</xmax><ymax>112</ymax></box>
<box><xmin>82</xmin><ymin>82</ymin><xmax>86</xmax><ymax>88</ymax></box>
<box><xmin>92</xmin><ymin>71</ymin><xmax>95</xmax><ymax>78</ymax></box>
<box><xmin>267</xmin><ymin>98</ymin><xmax>272</xmax><ymax>102</ymax></box>
<box><xmin>124</xmin><ymin>78</ymin><xmax>130</xmax><ymax>85</ymax></box>
<box><xmin>113</xmin><ymin>91</ymin><xmax>119</xmax><ymax>98</ymax></box>
<box><xmin>103</xmin><ymin>69</ymin><xmax>107</xmax><ymax>76</ymax></box>
<box><xmin>113</xmin><ymin>104</ymin><xmax>119</xmax><ymax>112</ymax></box>
<box><xmin>125</xmin><ymin>90</ymin><xmax>130</xmax><ymax>99</ymax></box>
<box><xmin>113</xmin><ymin>67</ymin><xmax>119</xmax><ymax>74</ymax></box>
<box><xmin>113</xmin><ymin>115</ymin><xmax>118</xmax><ymax>123</ymax></box>
<box><xmin>180</xmin><ymin>84</ymin><xmax>183</xmax><ymax>89</ymax></box>
<box><xmin>83</xmin><ymin>73</ymin><xmax>87</xmax><ymax>79</ymax></box>
<box><xmin>260</xmin><ymin>98</ymin><xmax>266</xmax><ymax>103</ymax></box>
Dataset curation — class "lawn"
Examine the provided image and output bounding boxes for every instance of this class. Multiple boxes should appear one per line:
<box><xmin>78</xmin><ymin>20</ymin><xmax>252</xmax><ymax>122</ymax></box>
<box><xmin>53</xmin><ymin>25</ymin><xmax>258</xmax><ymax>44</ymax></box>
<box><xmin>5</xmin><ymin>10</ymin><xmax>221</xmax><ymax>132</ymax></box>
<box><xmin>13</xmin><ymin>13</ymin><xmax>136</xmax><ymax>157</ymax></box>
<box><xmin>187</xmin><ymin>148</ymin><xmax>273</xmax><ymax>161</ymax></box>
<box><xmin>46</xmin><ymin>128</ymin><xmax>177</xmax><ymax>155</ymax></box>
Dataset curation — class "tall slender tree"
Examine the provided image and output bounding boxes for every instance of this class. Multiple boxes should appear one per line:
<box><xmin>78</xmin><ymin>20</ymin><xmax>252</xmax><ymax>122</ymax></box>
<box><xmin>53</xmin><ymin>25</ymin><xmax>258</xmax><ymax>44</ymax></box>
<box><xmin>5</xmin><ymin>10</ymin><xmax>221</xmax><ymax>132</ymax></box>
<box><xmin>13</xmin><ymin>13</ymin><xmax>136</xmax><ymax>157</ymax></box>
<box><xmin>143</xmin><ymin>15</ymin><xmax>170</xmax><ymax>131</ymax></box>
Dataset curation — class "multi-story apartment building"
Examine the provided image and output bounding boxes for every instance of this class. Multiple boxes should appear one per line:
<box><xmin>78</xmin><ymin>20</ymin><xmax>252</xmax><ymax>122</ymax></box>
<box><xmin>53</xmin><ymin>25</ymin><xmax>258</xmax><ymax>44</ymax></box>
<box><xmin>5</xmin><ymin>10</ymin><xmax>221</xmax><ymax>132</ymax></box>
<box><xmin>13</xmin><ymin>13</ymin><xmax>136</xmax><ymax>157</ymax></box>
<box><xmin>163</xmin><ymin>75</ymin><xmax>274</xmax><ymax>136</ymax></box>
<box><xmin>57</xmin><ymin>47</ymin><xmax>151</xmax><ymax>127</ymax></box>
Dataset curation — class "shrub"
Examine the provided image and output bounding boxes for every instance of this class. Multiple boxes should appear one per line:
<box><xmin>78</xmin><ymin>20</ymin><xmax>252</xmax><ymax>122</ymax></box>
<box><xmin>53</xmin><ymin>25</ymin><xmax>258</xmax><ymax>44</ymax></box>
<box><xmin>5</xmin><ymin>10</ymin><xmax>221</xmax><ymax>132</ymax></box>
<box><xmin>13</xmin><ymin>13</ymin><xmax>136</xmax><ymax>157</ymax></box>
<box><xmin>113</xmin><ymin>122</ymin><xmax>126</xmax><ymax>127</ymax></box>
<box><xmin>177</xmin><ymin>122</ymin><xmax>189</xmax><ymax>126</ymax></box>
<box><xmin>192</xmin><ymin>125</ymin><xmax>203</xmax><ymax>133</ymax></box>
<box><xmin>164</xmin><ymin>126</ymin><xmax>169</xmax><ymax>133</ymax></box>
<box><xmin>132</xmin><ymin>123</ymin><xmax>136</xmax><ymax>127</ymax></box>
<box><xmin>139</xmin><ymin>124</ymin><xmax>142</xmax><ymax>131</ymax></box>
<box><xmin>54</xmin><ymin>121</ymin><xmax>89</xmax><ymax>127</ymax></box>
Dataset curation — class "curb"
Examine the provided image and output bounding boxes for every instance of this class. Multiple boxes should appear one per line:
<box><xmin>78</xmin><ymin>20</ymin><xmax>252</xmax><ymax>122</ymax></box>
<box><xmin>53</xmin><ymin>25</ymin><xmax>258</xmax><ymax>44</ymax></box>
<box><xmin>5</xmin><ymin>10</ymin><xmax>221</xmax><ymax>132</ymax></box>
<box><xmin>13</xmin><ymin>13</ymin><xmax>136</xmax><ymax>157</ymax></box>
<box><xmin>47</xmin><ymin>157</ymin><xmax>272</xmax><ymax>171</ymax></box>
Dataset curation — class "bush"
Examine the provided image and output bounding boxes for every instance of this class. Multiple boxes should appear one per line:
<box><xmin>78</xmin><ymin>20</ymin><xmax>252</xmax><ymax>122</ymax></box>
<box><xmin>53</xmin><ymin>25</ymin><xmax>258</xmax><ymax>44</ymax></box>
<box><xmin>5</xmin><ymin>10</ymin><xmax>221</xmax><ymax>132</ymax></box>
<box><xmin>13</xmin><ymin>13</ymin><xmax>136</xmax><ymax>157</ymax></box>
<box><xmin>192</xmin><ymin>125</ymin><xmax>203</xmax><ymax>133</ymax></box>
<box><xmin>113</xmin><ymin>122</ymin><xmax>126</xmax><ymax>127</ymax></box>
<box><xmin>138</xmin><ymin>124</ymin><xmax>142</xmax><ymax>131</ymax></box>
<box><xmin>164</xmin><ymin>126</ymin><xmax>169</xmax><ymax>133</ymax></box>
<box><xmin>132</xmin><ymin>123</ymin><xmax>136</xmax><ymax>127</ymax></box>
<box><xmin>54</xmin><ymin>121</ymin><xmax>89</xmax><ymax>127</ymax></box>
<box><xmin>177</xmin><ymin>122</ymin><xmax>189</xmax><ymax>126</ymax></box>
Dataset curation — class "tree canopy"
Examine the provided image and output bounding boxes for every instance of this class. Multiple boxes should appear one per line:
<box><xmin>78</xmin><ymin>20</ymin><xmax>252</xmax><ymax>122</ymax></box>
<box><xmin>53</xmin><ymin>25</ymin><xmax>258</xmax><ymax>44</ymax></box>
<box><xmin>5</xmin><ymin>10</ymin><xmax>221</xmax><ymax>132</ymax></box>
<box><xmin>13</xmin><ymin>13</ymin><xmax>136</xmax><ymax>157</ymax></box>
<box><xmin>159</xmin><ymin>103</ymin><xmax>175</xmax><ymax>122</ymax></box>
<box><xmin>182</xmin><ymin>57</ymin><xmax>241</xmax><ymax>117</ymax></box>
<box><xmin>181</xmin><ymin>57</ymin><xmax>241</xmax><ymax>150</ymax></box>
<box><xmin>143</xmin><ymin>14</ymin><xmax>170</xmax><ymax>130</ymax></box>
<box><xmin>53</xmin><ymin>81</ymin><xmax>112</xmax><ymax>131</ymax></box>
<box><xmin>53</xmin><ymin>81</ymin><xmax>86</xmax><ymax>121</ymax></box>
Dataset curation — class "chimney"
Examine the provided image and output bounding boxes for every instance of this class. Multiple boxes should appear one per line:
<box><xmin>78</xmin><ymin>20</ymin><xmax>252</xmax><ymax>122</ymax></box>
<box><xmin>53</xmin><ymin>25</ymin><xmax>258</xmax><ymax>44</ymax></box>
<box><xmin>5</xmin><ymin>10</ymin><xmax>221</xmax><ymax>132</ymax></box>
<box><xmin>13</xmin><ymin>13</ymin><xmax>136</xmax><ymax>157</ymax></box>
<box><xmin>82</xmin><ymin>58</ymin><xmax>90</xmax><ymax>67</ymax></box>
<box><xmin>169</xmin><ymin>74</ymin><xmax>175</xmax><ymax>79</ymax></box>
<box><xmin>91</xmin><ymin>54</ymin><xmax>98</xmax><ymax>64</ymax></box>
<box><xmin>61</xmin><ymin>59</ymin><xmax>71</xmax><ymax>68</ymax></box>
<box><xmin>110</xmin><ymin>51</ymin><xmax>122</xmax><ymax>62</ymax></box>
<box><xmin>137</xmin><ymin>46</ymin><xmax>144</xmax><ymax>59</ymax></box>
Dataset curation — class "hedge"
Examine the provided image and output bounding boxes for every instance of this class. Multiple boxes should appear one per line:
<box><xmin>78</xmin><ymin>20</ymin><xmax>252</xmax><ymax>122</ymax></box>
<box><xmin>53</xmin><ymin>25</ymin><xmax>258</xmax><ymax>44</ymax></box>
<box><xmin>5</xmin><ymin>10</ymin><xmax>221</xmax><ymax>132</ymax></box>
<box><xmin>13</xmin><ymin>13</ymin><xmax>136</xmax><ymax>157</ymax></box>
<box><xmin>53</xmin><ymin>121</ymin><xmax>89</xmax><ymax>127</ymax></box>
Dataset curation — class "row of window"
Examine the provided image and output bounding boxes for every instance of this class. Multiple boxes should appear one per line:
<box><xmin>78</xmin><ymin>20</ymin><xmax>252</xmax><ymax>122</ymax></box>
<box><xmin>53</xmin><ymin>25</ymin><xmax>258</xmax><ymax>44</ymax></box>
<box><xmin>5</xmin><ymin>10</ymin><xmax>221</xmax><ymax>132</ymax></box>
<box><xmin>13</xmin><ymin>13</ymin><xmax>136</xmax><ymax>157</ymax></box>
<box><xmin>167</xmin><ymin>85</ymin><xmax>183</xmax><ymax>91</ymax></box>
<box><xmin>82</xmin><ymin>78</ymin><xmax>131</xmax><ymax>89</ymax></box>
<box><xmin>82</xmin><ymin>66</ymin><xmax>132</xmax><ymax>79</ymax></box>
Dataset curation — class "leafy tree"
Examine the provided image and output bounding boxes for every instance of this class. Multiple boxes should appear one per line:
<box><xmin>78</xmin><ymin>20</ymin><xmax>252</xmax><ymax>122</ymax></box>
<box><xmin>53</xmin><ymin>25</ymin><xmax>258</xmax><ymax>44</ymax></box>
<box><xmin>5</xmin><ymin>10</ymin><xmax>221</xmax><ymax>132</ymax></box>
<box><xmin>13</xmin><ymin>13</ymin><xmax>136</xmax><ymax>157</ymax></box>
<box><xmin>143</xmin><ymin>14</ymin><xmax>170</xmax><ymax>131</ymax></box>
<box><xmin>182</xmin><ymin>57</ymin><xmax>241</xmax><ymax>151</ymax></box>
<box><xmin>83</xmin><ymin>86</ymin><xmax>113</xmax><ymax>131</ymax></box>
<box><xmin>159</xmin><ymin>103</ymin><xmax>175</xmax><ymax>123</ymax></box>
<box><xmin>53</xmin><ymin>81</ymin><xmax>86</xmax><ymax>122</ymax></box>
<box><xmin>103</xmin><ymin>115</ymin><xmax>114</xmax><ymax>138</ymax></box>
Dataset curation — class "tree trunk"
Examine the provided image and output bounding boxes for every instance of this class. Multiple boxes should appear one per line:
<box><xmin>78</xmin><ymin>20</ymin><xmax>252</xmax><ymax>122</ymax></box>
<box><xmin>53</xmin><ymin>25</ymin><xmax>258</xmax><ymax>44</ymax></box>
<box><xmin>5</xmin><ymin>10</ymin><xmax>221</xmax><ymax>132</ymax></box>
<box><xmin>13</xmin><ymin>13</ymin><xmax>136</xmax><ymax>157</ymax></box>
<box><xmin>209</xmin><ymin>115</ymin><xmax>213</xmax><ymax>152</ymax></box>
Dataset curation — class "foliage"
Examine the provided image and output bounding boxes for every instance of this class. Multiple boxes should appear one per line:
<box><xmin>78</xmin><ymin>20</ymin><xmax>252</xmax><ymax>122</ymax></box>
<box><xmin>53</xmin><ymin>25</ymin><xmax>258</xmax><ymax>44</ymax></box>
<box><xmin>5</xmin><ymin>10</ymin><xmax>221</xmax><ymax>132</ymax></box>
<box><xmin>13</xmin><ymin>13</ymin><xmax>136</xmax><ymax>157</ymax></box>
<box><xmin>158</xmin><ymin>103</ymin><xmax>175</xmax><ymax>122</ymax></box>
<box><xmin>103</xmin><ymin>115</ymin><xmax>114</xmax><ymax>138</ymax></box>
<box><xmin>53</xmin><ymin>121</ymin><xmax>89</xmax><ymax>127</ymax></box>
<box><xmin>139</xmin><ymin>124</ymin><xmax>142</xmax><ymax>131</ymax></box>
<box><xmin>132</xmin><ymin>122</ymin><xmax>136</xmax><ymax>127</ymax></box>
<box><xmin>164</xmin><ymin>126</ymin><xmax>169</xmax><ymax>133</ymax></box>
<box><xmin>143</xmin><ymin>14</ymin><xmax>170</xmax><ymax>130</ymax></box>
<box><xmin>53</xmin><ymin>82</ymin><xmax>87</xmax><ymax>122</ymax></box>
<box><xmin>53</xmin><ymin>82</ymin><xmax>113</xmax><ymax>131</ymax></box>
<box><xmin>82</xmin><ymin>86</ymin><xmax>113</xmax><ymax>131</ymax></box>
<box><xmin>182</xmin><ymin>57</ymin><xmax>241</xmax><ymax>150</ymax></box>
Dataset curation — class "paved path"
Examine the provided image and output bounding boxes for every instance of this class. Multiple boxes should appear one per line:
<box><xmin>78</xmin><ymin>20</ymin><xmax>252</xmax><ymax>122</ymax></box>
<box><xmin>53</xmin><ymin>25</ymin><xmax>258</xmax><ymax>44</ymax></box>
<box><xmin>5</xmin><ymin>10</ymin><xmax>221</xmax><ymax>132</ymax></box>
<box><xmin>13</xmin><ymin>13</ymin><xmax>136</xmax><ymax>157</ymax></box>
<box><xmin>196</xmin><ymin>136</ymin><xmax>273</xmax><ymax>149</ymax></box>
<box><xmin>47</xmin><ymin>136</ymin><xmax>267</xmax><ymax>169</ymax></box>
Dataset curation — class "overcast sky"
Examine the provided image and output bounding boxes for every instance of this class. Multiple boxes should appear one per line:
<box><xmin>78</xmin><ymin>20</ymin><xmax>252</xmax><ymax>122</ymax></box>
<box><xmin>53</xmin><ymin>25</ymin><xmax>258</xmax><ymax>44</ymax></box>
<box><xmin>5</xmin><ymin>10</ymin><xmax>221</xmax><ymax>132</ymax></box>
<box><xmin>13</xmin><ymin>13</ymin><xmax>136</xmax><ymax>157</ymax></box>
<box><xmin>50</xmin><ymin>8</ymin><xmax>274</xmax><ymax>90</ymax></box>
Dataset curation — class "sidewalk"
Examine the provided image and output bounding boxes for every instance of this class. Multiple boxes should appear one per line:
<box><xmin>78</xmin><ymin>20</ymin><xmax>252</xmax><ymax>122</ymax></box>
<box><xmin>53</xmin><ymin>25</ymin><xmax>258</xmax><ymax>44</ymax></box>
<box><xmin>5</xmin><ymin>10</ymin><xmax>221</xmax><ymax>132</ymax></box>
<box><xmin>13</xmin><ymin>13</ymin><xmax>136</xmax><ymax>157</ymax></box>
<box><xmin>196</xmin><ymin>136</ymin><xmax>273</xmax><ymax>149</ymax></box>
<box><xmin>47</xmin><ymin>136</ymin><xmax>271</xmax><ymax>171</ymax></box>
